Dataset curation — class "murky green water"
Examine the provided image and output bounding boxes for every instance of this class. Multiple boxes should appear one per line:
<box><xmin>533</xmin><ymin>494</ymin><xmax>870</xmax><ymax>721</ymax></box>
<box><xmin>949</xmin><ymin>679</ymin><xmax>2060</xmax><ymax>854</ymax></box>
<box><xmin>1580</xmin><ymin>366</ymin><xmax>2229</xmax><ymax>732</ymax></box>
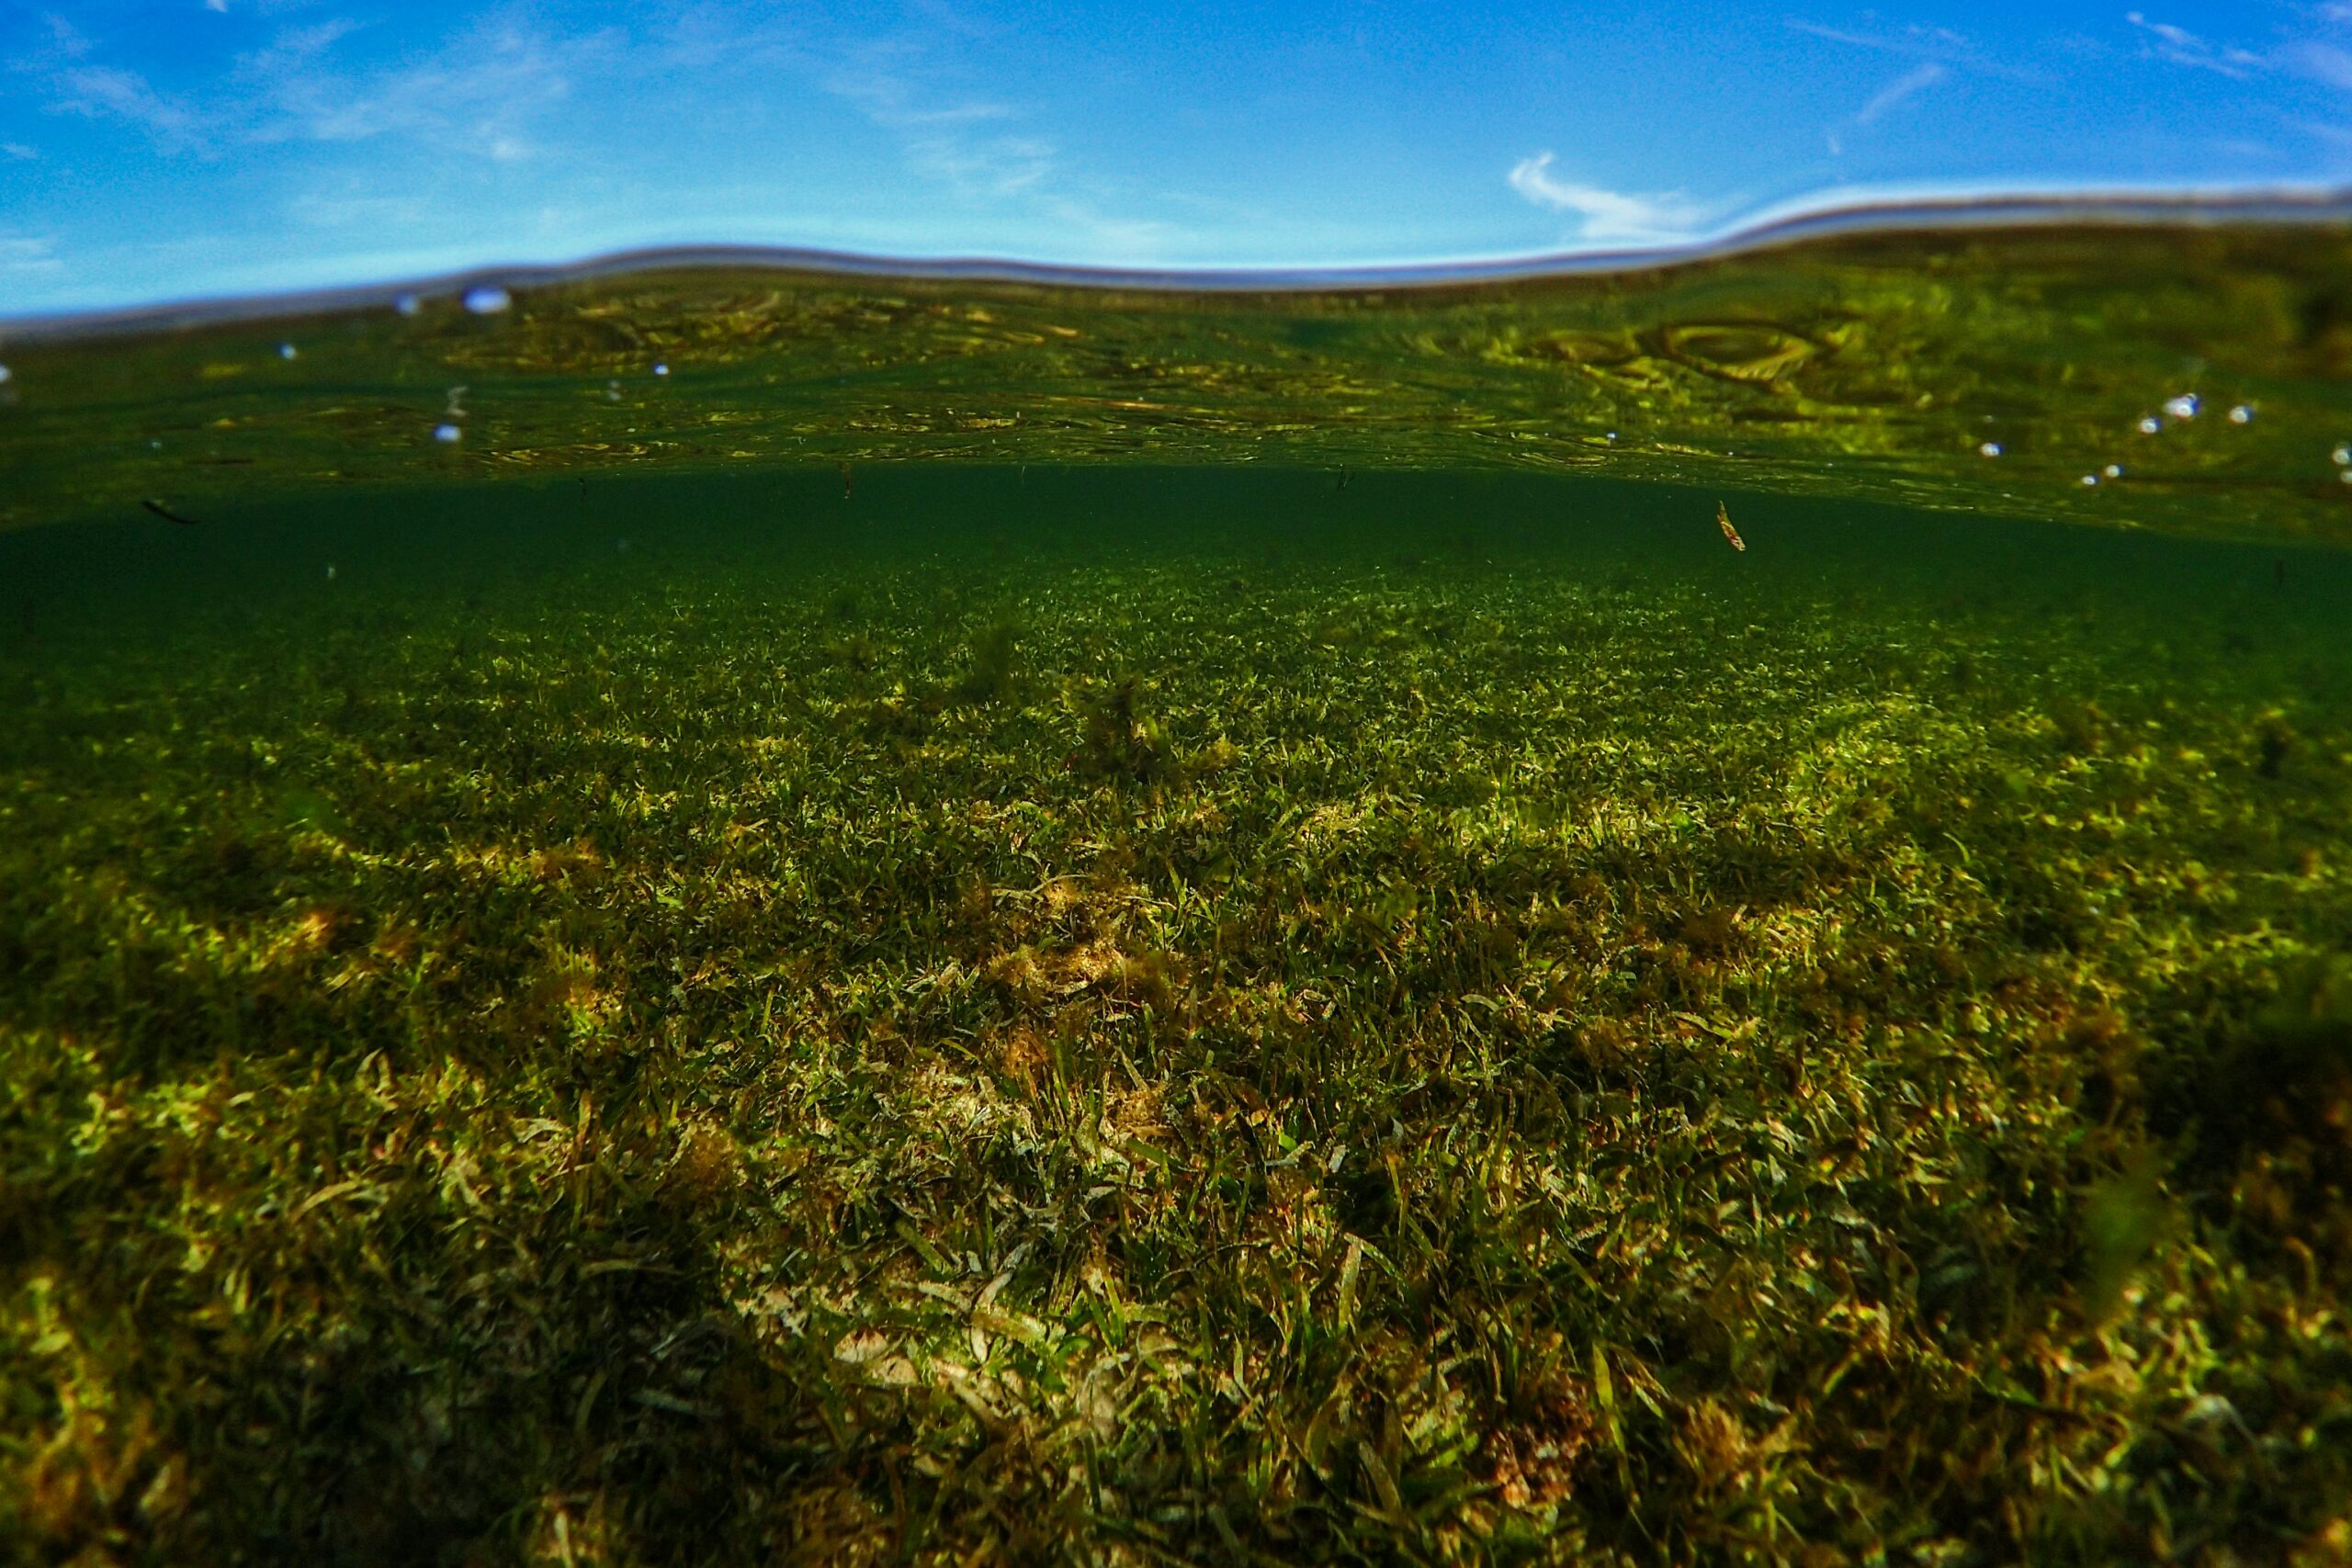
<box><xmin>3</xmin><ymin>225</ymin><xmax>2349</xmax><ymax>1563</ymax></box>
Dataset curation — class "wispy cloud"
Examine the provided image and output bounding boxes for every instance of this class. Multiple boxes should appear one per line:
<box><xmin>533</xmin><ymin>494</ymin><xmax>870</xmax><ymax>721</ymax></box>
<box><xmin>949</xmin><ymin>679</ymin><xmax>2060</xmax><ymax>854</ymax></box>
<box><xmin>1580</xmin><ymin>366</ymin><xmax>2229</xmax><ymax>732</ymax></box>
<box><xmin>811</xmin><ymin>25</ymin><xmax>1174</xmax><ymax>254</ymax></box>
<box><xmin>1826</xmin><ymin>59</ymin><xmax>1950</xmax><ymax>153</ymax></box>
<box><xmin>2285</xmin><ymin>39</ymin><xmax>2352</xmax><ymax>91</ymax></box>
<box><xmin>50</xmin><ymin>64</ymin><xmax>208</xmax><ymax>152</ymax></box>
<box><xmin>1786</xmin><ymin>18</ymin><xmax>1973</xmax><ymax>62</ymax></box>
<box><xmin>0</xmin><ymin>235</ymin><xmax>63</xmax><ymax>277</ymax></box>
<box><xmin>822</xmin><ymin>51</ymin><xmax>1052</xmax><ymax>197</ymax></box>
<box><xmin>1507</xmin><ymin>152</ymin><xmax>1711</xmax><ymax>243</ymax></box>
<box><xmin>1783</xmin><ymin>17</ymin><xmax>2038</xmax><ymax>85</ymax></box>
<box><xmin>244</xmin><ymin>16</ymin><xmax>607</xmax><ymax>163</ymax></box>
<box><xmin>2124</xmin><ymin>11</ymin><xmax>2263</xmax><ymax>78</ymax></box>
<box><xmin>1856</xmin><ymin>61</ymin><xmax>1949</xmax><ymax>125</ymax></box>
<box><xmin>25</xmin><ymin>7</ymin><xmax>611</xmax><ymax>165</ymax></box>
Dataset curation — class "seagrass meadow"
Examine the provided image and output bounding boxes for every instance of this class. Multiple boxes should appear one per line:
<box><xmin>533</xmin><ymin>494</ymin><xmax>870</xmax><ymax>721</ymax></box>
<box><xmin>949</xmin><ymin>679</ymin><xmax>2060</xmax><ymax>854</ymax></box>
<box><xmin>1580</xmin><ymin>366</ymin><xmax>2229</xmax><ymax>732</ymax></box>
<box><xmin>0</xmin><ymin>465</ymin><xmax>2347</xmax><ymax>1567</ymax></box>
<box><xmin>6</xmin><ymin>220</ymin><xmax>2352</xmax><ymax>1565</ymax></box>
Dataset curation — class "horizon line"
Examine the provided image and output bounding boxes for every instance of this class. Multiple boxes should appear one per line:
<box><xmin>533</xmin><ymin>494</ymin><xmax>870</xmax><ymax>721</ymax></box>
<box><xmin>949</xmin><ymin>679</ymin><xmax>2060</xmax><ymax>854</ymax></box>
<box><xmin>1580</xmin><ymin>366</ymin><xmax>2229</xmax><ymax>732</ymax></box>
<box><xmin>7</xmin><ymin>180</ymin><xmax>2352</xmax><ymax>344</ymax></box>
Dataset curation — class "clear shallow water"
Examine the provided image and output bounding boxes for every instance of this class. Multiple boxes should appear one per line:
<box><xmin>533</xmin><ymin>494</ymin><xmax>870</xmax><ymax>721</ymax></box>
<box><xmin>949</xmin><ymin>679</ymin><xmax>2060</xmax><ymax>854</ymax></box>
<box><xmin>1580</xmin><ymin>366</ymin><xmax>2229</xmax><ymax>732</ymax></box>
<box><xmin>3</xmin><ymin>221</ymin><xmax>2351</xmax><ymax>1564</ymax></box>
<box><xmin>7</xmin><ymin>218</ymin><xmax>2352</xmax><ymax>546</ymax></box>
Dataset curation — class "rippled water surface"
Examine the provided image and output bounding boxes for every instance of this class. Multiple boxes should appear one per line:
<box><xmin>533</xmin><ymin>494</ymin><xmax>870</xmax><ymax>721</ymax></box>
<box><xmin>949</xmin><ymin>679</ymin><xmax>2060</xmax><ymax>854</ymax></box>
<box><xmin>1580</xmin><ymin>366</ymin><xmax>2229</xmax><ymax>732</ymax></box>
<box><xmin>8</xmin><ymin>220</ymin><xmax>2352</xmax><ymax>544</ymax></box>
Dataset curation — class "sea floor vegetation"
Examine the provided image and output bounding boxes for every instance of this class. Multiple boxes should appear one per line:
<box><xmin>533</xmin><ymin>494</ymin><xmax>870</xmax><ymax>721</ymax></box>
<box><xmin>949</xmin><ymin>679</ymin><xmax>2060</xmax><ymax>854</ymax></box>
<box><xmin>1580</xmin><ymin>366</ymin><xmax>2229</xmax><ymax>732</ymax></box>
<box><xmin>1</xmin><ymin>475</ymin><xmax>2348</xmax><ymax>1565</ymax></box>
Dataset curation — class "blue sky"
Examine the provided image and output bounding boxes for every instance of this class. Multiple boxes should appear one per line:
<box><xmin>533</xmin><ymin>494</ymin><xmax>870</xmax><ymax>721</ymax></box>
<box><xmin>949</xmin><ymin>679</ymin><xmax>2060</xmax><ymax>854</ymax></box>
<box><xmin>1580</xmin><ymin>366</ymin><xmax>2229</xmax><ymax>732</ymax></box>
<box><xmin>6</xmin><ymin>1</ymin><xmax>2352</xmax><ymax>313</ymax></box>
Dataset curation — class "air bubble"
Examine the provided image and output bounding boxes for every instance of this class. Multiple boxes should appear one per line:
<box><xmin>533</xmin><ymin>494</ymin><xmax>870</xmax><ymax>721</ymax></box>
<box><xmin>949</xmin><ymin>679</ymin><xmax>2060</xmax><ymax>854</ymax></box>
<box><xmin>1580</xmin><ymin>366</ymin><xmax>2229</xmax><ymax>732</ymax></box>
<box><xmin>277</xmin><ymin>343</ymin><xmax>297</xmax><ymax>361</ymax></box>
<box><xmin>394</xmin><ymin>293</ymin><xmax>421</xmax><ymax>317</ymax></box>
<box><xmin>2104</xmin><ymin>464</ymin><xmax>2123</xmax><ymax>479</ymax></box>
<box><xmin>653</xmin><ymin>363</ymin><xmax>670</xmax><ymax>377</ymax></box>
<box><xmin>2164</xmin><ymin>393</ymin><xmax>2200</xmax><ymax>420</ymax></box>
<box><xmin>2081</xmin><ymin>474</ymin><xmax>2099</xmax><ymax>486</ymax></box>
<box><xmin>2138</xmin><ymin>416</ymin><xmax>2162</xmax><ymax>435</ymax></box>
<box><xmin>2335</xmin><ymin>446</ymin><xmax>2350</xmax><ymax>466</ymax></box>
<box><xmin>0</xmin><ymin>364</ymin><xmax>13</xmax><ymax>385</ymax></box>
<box><xmin>2228</xmin><ymin>404</ymin><xmax>2254</xmax><ymax>424</ymax></box>
<box><xmin>1978</xmin><ymin>442</ymin><xmax>2002</xmax><ymax>457</ymax></box>
<box><xmin>462</xmin><ymin>285</ymin><xmax>512</xmax><ymax>315</ymax></box>
<box><xmin>434</xmin><ymin>423</ymin><xmax>462</xmax><ymax>444</ymax></box>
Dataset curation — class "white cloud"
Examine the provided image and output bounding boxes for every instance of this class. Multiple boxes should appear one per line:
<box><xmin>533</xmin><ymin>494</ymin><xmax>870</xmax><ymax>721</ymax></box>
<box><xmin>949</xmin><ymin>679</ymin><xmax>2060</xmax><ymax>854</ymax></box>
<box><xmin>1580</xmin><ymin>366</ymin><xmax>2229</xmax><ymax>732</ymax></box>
<box><xmin>808</xmin><ymin>26</ymin><xmax>1172</xmax><ymax>252</ymax></box>
<box><xmin>244</xmin><ymin>17</ymin><xmax>605</xmax><ymax>161</ymax></box>
<box><xmin>50</xmin><ymin>64</ymin><xmax>207</xmax><ymax>152</ymax></box>
<box><xmin>1786</xmin><ymin>19</ymin><xmax>1972</xmax><ymax>61</ymax></box>
<box><xmin>27</xmin><ymin>9</ymin><xmax>611</xmax><ymax>165</ymax></box>
<box><xmin>822</xmin><ymin>46</ymin><xmax>1054</xmax><ymax>199</ymax></box>
<box><xmin>1783</xmin><ymin>17</ymin><xmax>2044</xmax><ymax>85</ymax></box>
<box><xmin>2123</xmin><ymin>12</ymin><xmax>2263</xmax><ymax>78</ymax></box>
<box><xmin>0</xmin><ymin>235</ymin><xmax>63</xmax><ymax>276</ymax></box>
<box><xmin>1507</xmin><ymin>152</ymin><xmax>1708</xmax><ymax>243</ymax></box>
<box><xmin>1856</xmin><ymin>61</ymin><xmax>1949</xmax><ymax>125</ymax></box>
<box><xmin>2286</xmin><ymin>39</ymin><xmax>2352</xmax><ymax>91</ymax></box>
<box><xmin>2</xmin><ymin>143</ymin><xmax>35</xmax><ymax>160</ymax></box>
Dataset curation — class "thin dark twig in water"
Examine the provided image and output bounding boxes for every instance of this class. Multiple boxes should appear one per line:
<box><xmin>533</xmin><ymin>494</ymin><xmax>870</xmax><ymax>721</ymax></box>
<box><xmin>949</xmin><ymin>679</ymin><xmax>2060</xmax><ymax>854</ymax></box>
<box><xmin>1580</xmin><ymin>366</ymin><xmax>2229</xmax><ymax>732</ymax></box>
<box><xmin>141</xmin><ymin>499</ymin><xmax>201</xmax><ymax>526</ymax></box>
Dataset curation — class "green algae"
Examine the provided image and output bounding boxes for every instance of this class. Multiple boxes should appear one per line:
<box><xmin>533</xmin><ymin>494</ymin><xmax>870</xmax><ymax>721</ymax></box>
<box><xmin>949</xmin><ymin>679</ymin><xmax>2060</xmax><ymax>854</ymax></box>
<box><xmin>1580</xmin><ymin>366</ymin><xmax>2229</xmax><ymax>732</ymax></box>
<box><xmin>0</xmin><ymin>470</ymin><xmax>2347</xmax><ymax>1564</ymax></box>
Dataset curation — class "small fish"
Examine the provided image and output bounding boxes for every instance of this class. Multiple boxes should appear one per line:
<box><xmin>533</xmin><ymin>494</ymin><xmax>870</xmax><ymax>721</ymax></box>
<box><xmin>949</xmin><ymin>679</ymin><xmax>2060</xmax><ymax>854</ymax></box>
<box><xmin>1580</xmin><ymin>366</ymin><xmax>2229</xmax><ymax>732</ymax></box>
<box><xmin>1715</xmin><ymin>501</ymin><xmax>1746</xmax><ymax>553</ymax></box>
<box><xmin>840</xmin><ymin>462</ymin><xmax>854</xmax><ymax>502</ymax></box>
<box><xmin>141</xmin><ymin>498</ymin><xmax>201</xmax><ymax>525</ymax></box>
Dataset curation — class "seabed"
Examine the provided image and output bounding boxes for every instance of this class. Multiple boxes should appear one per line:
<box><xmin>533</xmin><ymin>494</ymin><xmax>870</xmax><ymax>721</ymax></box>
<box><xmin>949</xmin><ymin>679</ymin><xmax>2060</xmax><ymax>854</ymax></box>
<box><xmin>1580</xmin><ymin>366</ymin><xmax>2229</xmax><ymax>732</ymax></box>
<box><xmin>0</xmin><ymin>467</ymin><xmax>2346</xmax><ymax>1563</ymax></box>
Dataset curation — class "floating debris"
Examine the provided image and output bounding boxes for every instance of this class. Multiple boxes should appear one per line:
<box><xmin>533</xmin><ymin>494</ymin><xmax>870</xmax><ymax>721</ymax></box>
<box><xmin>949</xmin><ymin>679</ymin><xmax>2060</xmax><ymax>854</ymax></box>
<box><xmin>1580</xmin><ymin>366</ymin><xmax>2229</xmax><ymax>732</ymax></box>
<box><xmin>140</xmin><ymin>499</ymin><xmax>201</xmax><ymax>525</ymax></box>
<box><xmin>1715</xmin><ymin>501</ymin><xmax>1746</xmax><ymax>551</ymax></box>
<box><xmin>841</xmin><ymin>462</ymin><xmax>854</xmax><ymax>501</ymax></box>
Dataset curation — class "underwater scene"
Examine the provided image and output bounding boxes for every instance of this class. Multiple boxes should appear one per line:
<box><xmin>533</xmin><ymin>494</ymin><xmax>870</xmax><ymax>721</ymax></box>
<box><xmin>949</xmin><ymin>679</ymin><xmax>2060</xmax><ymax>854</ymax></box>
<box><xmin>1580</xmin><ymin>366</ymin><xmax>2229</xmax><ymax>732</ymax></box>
<box><xmin>4</xmin><ymin>219</ymin><xmax>2352</xmax><ymax>1566</ymax></box>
